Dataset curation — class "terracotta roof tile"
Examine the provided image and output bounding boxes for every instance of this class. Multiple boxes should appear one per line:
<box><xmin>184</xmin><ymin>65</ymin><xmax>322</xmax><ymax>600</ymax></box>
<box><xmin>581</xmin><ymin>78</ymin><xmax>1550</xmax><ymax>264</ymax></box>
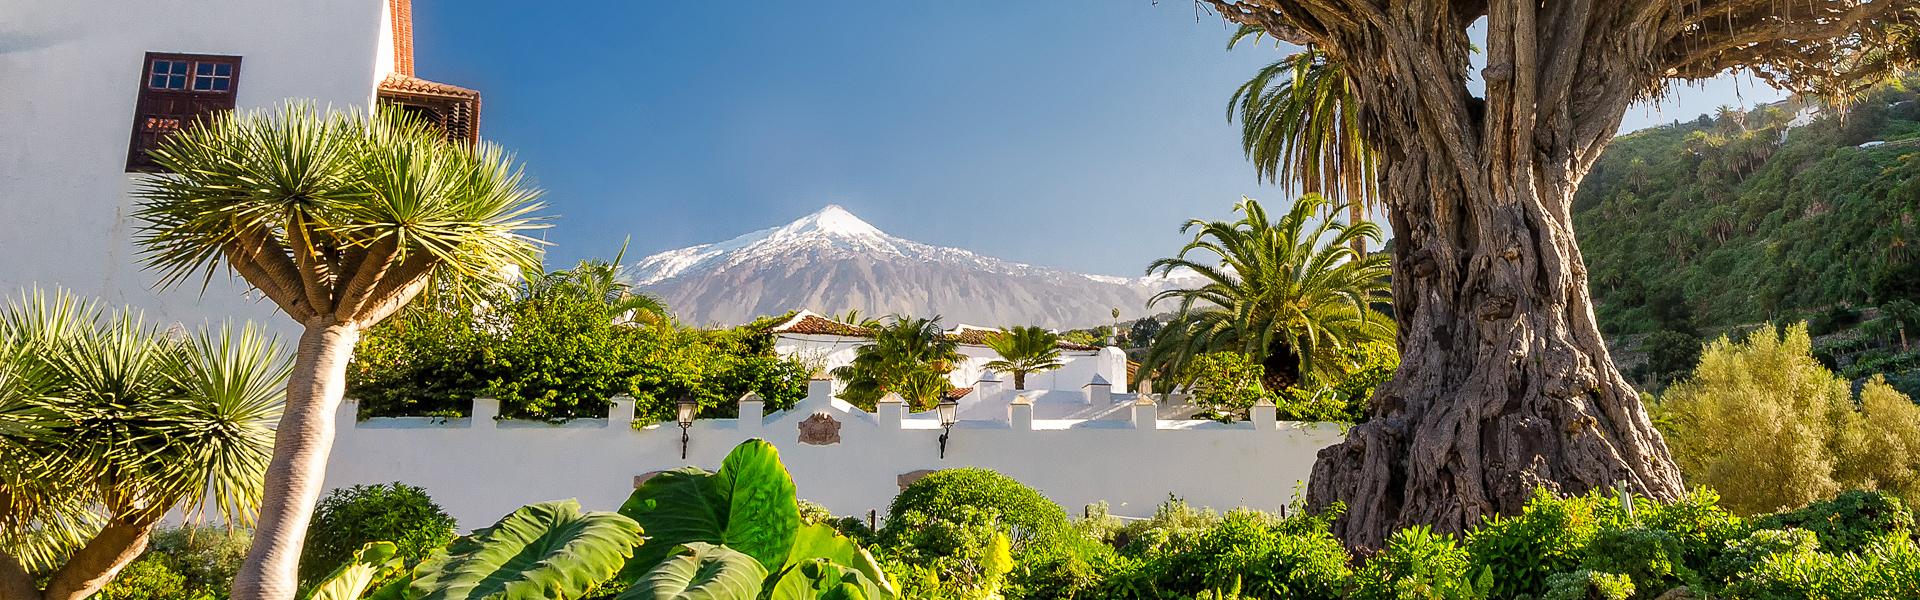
<box><xmin>771</xmin><ymin>314</ymin><xmax>875</xmax><ymax>337</ymax></box>
<box><xmin>945</xmin><ymin>387</ymin><xmax>973</xmax><ymax>400</ymax></box>
<box><xmin>379</xmin><ymin>74</ymin><xmax>479</xmax><ymax>99</ymax></box>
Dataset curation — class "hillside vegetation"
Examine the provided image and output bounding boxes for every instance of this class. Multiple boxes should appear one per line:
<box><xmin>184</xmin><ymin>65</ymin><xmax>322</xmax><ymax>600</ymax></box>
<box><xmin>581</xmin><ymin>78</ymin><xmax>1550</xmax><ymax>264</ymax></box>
<box><xmin>1575</xmin><ymin>78</ymin><xmax>1920</xmax><ymax>389</ymax></box>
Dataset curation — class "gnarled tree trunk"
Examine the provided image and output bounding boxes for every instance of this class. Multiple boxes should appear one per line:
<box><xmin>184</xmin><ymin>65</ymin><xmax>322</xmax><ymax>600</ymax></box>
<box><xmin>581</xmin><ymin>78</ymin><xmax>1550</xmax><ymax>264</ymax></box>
<box><xmin>1197</xmin><ymin>0</ymin><xmax>1712</xmax><ymax>548</ymax></box>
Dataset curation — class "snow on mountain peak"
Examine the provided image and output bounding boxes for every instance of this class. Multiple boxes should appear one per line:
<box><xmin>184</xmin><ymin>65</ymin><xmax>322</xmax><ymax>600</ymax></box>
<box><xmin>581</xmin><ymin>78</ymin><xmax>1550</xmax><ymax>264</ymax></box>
<box><xmin>786</xmin><ymin>204</ymin><xmax>885</xmax><ymax>238</ymax></box>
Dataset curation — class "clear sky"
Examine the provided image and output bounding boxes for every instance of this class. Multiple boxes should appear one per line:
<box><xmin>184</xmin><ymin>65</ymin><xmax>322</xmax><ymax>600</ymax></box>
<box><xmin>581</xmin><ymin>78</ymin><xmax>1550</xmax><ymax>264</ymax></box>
<box><xmin>414</xmin><ymin>2</ymin><xmax>1789</xmax><ymax>277</ymax></box>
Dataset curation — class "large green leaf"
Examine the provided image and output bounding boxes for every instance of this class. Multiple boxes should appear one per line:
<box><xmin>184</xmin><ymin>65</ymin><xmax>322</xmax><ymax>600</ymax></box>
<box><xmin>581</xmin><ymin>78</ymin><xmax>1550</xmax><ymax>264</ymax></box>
<box><xmin>305</xmin><ymin>542</ymin><xmax>400</xmax><ymax>600</ymax></box>
<box><xmin>782</xmin><ymin>525</ymin><xmax>892</xmax><ymax>599</ymax></box>
<box><xmin>714</xmin><ymin>439</ymin><xmax>800</xmax><ymax>572</ymax></box>
<box><xmin>620</xmin><ymin>542</ymin><xmax>766</xmax><ymax>600</ymax></box>
<box><xmin>619</xmin><ymin>468</ymin><xmax>728</xmax><ymax>579</ymax></box>
<box><xmin>406</xmin><ymin>499</ymin><xmax>642</xmax><ymax>600</ymax></box>
<box><xmin>768</xmin><ymin>559</ymin><xmax>882</xmax><ymax>600</ymax></box>
<box><xmin>619</xmin><ymin>439</ymin><xmax>799</xmax><ymax>577</ymax></box>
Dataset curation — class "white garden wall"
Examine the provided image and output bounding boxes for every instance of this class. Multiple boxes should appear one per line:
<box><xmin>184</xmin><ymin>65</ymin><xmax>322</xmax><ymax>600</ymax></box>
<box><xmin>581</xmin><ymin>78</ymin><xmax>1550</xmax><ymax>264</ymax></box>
<box><xmin>324</xmin><ymin>380</ymin><xmax>1345</xmax><ymax>530</ymax></box>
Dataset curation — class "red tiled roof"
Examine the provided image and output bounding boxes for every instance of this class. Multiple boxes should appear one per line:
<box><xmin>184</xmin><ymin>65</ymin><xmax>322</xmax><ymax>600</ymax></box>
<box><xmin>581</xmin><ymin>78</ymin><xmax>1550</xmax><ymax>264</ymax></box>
<box><xmin>945</xmin><ymin>387</ymin><xmax>973</xmax><ymax>400</ymax></box>
<box><xmin>379</xmin><ymin>74</ymin><xmax>479</xmax><ymax>99</ymax></box>
<box><xmin>771</xmin><ymin>313</ymin><xmax>875</xmax><ymax>337</ymax></box>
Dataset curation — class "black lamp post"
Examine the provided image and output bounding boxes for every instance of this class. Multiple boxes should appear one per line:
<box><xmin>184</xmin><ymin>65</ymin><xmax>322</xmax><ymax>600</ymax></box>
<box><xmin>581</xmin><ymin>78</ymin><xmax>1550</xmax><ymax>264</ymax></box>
<box><xmin>936</xmin><ymin>398</ymin><xmax>959</xmax><ymax>459</ymax></box>
<box><xmin>676</xmin><ymin>396</ymin><xmax>698</xmax><ymax>460</ymax></box>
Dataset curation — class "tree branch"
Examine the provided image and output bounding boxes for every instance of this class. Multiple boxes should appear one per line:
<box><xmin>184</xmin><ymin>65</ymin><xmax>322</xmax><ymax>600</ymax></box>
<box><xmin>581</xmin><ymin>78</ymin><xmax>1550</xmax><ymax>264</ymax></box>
<box><xmin>346</xmin><ymin>252</ymin><xmax>437</xmax><ymax>327</ymax></box>
<box><xmin>0</xmin><ymin>551</ymin><xmax>38</xmax><ymax>600</ymax></box>
<box><xmin>285</xmin><ymin>221</ymin><xmax>336</xmax><ymax>317</ymax></box>
<box><xmin>40</xmin><ymin>518</ymin><xmax>155</xmax><ymax>600</ymax></box>
<box><xmin>335</xmin><ymin>237</ymin><xmax>401</xmax><ymax>319</ymax></box>
<box><xmin>225</xmin><ymin>234</ymin><xmax>316</xmax><ymax>322</ymax></box>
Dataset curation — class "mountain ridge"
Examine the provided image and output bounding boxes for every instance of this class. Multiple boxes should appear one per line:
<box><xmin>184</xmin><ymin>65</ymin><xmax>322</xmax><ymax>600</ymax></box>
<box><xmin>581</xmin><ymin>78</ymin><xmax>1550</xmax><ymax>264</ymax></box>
<box><xmin>624</xmin><ymin>205</ymin><xmax>1194</xmax><ymax>328</ymax></box>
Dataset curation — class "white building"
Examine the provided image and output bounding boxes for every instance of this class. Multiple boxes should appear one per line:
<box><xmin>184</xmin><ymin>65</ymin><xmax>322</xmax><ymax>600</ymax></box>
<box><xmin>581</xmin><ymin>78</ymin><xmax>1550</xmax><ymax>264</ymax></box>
<box><xmin>769</xmin><ymin>311</ymin><xmax>1143</xmax><ymax>419</ymax></box>
<box><xmin>0</xmin><ymin>0</ymin><xmax>477</xmax><ymax>330</ymax></box>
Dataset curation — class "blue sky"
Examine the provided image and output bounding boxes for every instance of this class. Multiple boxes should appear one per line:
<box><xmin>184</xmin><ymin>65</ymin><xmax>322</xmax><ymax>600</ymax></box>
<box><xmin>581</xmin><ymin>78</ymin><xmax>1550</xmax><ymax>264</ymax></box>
<box><xmin>415</xmin><ymin>2</ymin><xmax>1787</xmax><ymax>276</ymax></box>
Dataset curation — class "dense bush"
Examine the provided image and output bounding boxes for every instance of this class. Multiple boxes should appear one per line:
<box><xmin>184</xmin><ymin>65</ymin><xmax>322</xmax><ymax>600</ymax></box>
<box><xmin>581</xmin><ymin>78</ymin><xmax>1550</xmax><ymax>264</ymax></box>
<box><xmin>298</xmin><ymin>482</ymin><xmax>458</xmax><ymax>586</ymax></box>
<box><xmin>96</xmin><ymin>556</ymin><xmax>192</xmax><ymax>600</ymax></box>
<box><xmin>1754</xmin><ymin>490</ymin><xmax>1916</xmax><ymax>554</ymax></box>
<box><xmin>1188</xmin><ymin>351</ymin><xmax>1272</xmax><ymax>421</ymax></box>
<box><xmin>91</xmin><ymin>525</ymin><xmax>249</xmax><ymax>600</ymax></box>
<box><xmin>348</xmin><ymin>291</ymin><xmax>810</xmax><ymax>423</ymax></box>
<box><xmin>1654</xmin><ymin>323</ymin><xmax>1920</xmax><ymax>513</ymax></box>
<box><xmin>885</xmin><ymin>469</ymin><xmax>1071</xmax><ymax>544</ymax></box>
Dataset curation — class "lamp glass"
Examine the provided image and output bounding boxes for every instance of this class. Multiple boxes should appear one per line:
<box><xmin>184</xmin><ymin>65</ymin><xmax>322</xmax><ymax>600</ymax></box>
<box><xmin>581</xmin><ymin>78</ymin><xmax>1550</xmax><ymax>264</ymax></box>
<box><xmin>936</xmin><ymin>399</ymin><xmax>959</xmax><ymax>427</ymax></box>
<box><xmin>676</xmin><ymin>398</ymin><xmax>698</xmax><ymax>427</ymax></box>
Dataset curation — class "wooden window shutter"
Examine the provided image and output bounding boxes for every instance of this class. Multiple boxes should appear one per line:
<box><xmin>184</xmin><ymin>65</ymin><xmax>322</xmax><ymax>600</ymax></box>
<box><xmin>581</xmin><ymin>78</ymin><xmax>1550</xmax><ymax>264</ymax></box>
<box><xmin>127</xmin><ymin>52</ymin><xmax>242</xmax><ymax>172</ymax></box>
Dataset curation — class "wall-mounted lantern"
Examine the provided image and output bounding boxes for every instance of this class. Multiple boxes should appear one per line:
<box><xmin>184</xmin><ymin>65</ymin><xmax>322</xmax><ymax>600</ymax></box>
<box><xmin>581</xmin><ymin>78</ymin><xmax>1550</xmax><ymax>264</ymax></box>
<box><xmin>936</xmin><ymin>398</ymin><xmax>959</xmax><ymax>459</ymax></box>
<box><xmin>676</xmin><ymin>396</ymin><xmax>698</xmax><ymax>460</ymax></box>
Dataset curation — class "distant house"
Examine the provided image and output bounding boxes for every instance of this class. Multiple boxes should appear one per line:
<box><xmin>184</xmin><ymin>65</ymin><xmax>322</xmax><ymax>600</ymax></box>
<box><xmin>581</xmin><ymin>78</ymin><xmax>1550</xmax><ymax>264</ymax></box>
<box><xmin>1</xmin><ymin>0</ymin><xmax>474</xmax><ymax>331</ymax></box>
<box><xmin>769</xmin><ymin>311</ymin><xmax>1139</xmax><ymax>419</ymax></box>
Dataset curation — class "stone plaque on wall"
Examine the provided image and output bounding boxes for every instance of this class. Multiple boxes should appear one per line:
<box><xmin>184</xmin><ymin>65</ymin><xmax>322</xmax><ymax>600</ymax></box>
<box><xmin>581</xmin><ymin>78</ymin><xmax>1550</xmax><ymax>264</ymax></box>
<box><xmin>797</xmin><ymin>412</ymin><xmax>842</xmax><ymax>445</ymax></box>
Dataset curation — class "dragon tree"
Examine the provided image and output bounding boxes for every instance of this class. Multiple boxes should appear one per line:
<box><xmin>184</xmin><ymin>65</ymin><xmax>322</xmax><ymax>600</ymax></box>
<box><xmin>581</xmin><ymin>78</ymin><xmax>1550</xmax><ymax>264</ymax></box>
<box><xmin>1198</xmin><ymin>0</ymin><xmax>1919</xmax><ymax>547</ymax></box>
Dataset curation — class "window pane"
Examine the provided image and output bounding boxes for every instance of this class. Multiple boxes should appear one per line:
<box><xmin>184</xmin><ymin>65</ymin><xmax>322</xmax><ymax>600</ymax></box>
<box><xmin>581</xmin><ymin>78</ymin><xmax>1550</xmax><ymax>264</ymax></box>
<box><xmin>149</xmin><ymin>60</ymin><xmax>189</xmax><ymax>89</ymax></box>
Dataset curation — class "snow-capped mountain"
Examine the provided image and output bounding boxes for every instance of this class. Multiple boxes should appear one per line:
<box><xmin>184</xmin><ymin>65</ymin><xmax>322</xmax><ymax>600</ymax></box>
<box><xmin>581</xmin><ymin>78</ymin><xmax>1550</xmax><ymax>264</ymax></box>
<box><xmin>625</xmin><ymin>205</ymin><xmax>1197</xmax><ymax>328</ymax></box>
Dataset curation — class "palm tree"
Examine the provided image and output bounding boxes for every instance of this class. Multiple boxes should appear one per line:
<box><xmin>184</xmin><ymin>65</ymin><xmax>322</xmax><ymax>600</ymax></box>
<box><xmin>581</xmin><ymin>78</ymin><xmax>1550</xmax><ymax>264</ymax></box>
<box><xmin>0</xmin><ymin>289</ymin><xmax>287</xmax><ymax>600</ymax></box>
<box><xmin>538</xmin><ymin>242</ymin><xmax>669</xmax><ymax>323</ymax></box>
<box><xmin>830</xmin><ymin>316</ymin><xmax>960</xmax><ymax>411</ymax></box>
<box><xmin>131</xmin><ymin>104</ymin><xmax>546</xmax><ymax>600</ymax></box>
<box><xmin>1143</xmin><ymin>195</ymin><xmax>1391</xmax><ymax>392</ymax></box>
<box><xmin>1227</xmin><ymin>26</ymin><xmax>1377</xmax><ymax>256</ymax></box>
<box><xmin>983</xmin><ymin>326</ymin><xmax>1065</xmax><ymax>390</ymax></box>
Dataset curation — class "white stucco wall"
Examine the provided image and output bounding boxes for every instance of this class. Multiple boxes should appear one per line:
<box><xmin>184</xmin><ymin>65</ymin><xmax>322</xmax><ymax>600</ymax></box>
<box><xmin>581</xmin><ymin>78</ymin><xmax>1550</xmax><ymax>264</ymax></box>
<box><xmin>778</xmin><ymin>333</ymin><xmax>1128</xmax><ymax>394</ymax></box>
<box><xmin>323</xmin><ymin>380</ymin><xmax>1345</xmax><ymax>530</ymax></box>
<box><xmin>0</xmin><ymin>0</ymin><xmax>391</xmax><ymax>332</ymax></box>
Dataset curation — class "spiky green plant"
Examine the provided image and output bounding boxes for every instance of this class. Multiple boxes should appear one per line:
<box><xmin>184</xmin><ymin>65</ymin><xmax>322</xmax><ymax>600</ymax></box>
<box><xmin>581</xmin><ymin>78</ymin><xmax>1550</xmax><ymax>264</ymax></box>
<box><xmin>831</xmin><ymin>317</ymin><xmax>961</xmax><ymax>411</ymax></box>
<box><xmin>1143</xmin><ymin>195</ymin><xmax>1391</xmax><ymax>392</ymax></box>
<box><xmin>1228</xmin><ymin>25</ymin><xmax>1376</xmax><ymax>255</ymax></box>
<box><xmin>131</xmin><ymin>102</ymin><xmax>547</xmax><ymax>600</ymax></box>
<box><xmin>0</xmin><ymin>289</ymin><xmax>288</xmax><ymax>600</ymax></box>
<box><xmin>982</xmin><ymin>326</ymin><xmax>1065</xmax><ymax>390</ymax></box>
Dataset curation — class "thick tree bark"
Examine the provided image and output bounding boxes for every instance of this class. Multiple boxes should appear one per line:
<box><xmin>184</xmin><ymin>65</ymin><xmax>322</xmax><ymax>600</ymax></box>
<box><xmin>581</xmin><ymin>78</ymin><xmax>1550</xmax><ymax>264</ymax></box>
<box><xmin>41</xmin><ymin>520</ymin><xmax>155</xmax><ymax>600</ymax></box>
<box><xmin>231</xmin><ymin>322</ymin><xmax>359</xmax><ymax>600</ymax></box>
<box><xmin>1224</xmin><ymin>0</ymin><xmax>1690</xmax><ymax>548</ymax></box>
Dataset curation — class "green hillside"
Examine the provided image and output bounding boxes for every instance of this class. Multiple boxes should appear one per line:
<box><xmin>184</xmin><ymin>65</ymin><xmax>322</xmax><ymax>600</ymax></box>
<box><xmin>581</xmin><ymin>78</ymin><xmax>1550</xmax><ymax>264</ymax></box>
<box><xmin>1574</xmin><ymin>78</ymin><xmax>1920</xmax><ymax>387</ymax></box>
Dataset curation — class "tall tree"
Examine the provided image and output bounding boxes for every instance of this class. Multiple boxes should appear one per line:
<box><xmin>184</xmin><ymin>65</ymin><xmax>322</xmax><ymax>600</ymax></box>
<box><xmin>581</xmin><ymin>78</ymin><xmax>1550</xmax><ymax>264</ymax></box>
<box><xmin>1143</xmin><ymin>195</ymin><xmax>1392</xmax><ymax>392</ymax></box>
<box><xmin>0</xmin><ymin>290</ymin><xmax>287</xmax><ymax>600</ymax></box>
<box><xmin>1197</xmin><ymin>0</ymin><xmax>1918</xmax><ymax>547</ymax></box>
<box><xmin>1228</xmin><ymin>29</ymin><xmax>1378</xmax><ymax>256</ymax></box>
<box><xmin>831</xmin><ymin>317</ymin><xmax>961</xmax><ymax>411</ymax></box>
<box><xmin>983</xmin><ymin>326</ymin><xmax>1066</xmax><ymax>390</ymax></box>
<box><xmin>133</xmin><ymin>104</ymin><xmax>546</xmax><ymax>599</ymax></box>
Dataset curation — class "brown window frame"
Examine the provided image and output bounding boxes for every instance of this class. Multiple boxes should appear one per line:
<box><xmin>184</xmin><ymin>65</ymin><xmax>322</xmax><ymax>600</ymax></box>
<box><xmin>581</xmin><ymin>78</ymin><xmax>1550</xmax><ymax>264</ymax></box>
<box><xmin>127</xmin><ymin>52</ymin><xmax>243</xmax><ymax>172</ymax></box>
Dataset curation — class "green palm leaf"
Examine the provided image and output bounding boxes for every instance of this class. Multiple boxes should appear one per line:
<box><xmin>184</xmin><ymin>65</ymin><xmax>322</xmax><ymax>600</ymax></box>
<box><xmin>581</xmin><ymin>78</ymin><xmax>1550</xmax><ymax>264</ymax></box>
<box><xmin>405</xmin><ymin>499</ymin><xmax>642</xmax><ymax>600</ymax></box>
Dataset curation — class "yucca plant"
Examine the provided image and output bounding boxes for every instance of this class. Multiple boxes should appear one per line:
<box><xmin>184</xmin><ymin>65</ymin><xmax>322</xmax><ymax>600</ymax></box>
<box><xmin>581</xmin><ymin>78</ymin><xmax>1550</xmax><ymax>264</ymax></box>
<box><xmin>0</xmin><ymin>289</ymin><xmax>288</xmax><ymax>600</ymax></box>
<box><xmin>132</xmin><ymin>102</ymin><xmax>547</xmax><ymax>600</ymax></box>
<box><xmin>982</xmin><ymin>326</ymin><xmax>1064</xmax><ymax>390</ymax></box>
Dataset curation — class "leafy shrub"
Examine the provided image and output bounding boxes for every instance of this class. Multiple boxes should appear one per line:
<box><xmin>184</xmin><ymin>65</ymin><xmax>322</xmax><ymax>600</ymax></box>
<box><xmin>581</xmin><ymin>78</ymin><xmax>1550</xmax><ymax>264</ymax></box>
<box><xmin>145</xmin><ymin>525</ymin><xmax>250</xmax><ymax>599</ymax></box>
<box><xmin>879</xmin><ymin>506</ymin><xmax>1014</xmax><ymax>599</ymax></box>
<box><xmin>1723</xmin><ymin>533</ymin><xmax>1920</xmax><ymax>599</ymax></box>
<box><xmin>96</xmin><ymin>556</ymin><xmax>192</xmax><ymax>600</ymax></box>
<box><xmin>1465</xmin><ymin>489</ymin><xmax>1627</xmax><ymax>599</ymax></box>
<box><xmin>1541</xmin><ymin>570</ymin><xmax>1634</xmax><ymax>600</ymax></box>
<box><xmin>1706</xmin><ymin>528</ymin><xmax>1821</xmax><ymax>585</ymax></box>
<box><xmin>1754</xmin><ymin>490</ymin><xmax>1916</xmax><ymax>554</ymax></box>
<box><xmin>1350</xmin><ymin>525</ymin><xmax>1486</xmax><ymax>600</ymax></box>
<box><xmin>299</xmin><ymin>482</ymin><xmax>458</xmax><ymax>586</ymax></box>
<box><xmin>1638</xmin><ymin>488</ymin><xmax>1746</xmax><ymax>576</ymax></box>
<box><xmin>1136</xmin><ymin>510</ymin><xmax>1352</xmax><ymax>600</ymax></box>
<box><xmin>1654</xmin><ymin>324</ymin><xmax>1920</xmax><ymax>514</ymax></box>
<box><xmin>885</xmin><ymin>469</ymin><xmax>1070</xmax><ymax>544</ymax></box>
<box><xmin>1580</xmin><ymin>528</ymin><xmax>1693</xmax><ymax>598</ymax></box>
<box><xmin>1634</xmin><ymin>329</ymin><xmax>1702</xmax><ymax>389</ymax></box>
<box><xmin>1187</xmin><ymin>352</ymin><xmax>1272</xmax><ymax>421</ymax></box>
<box><xmin>349</xmin><ymin>291</ymin><xmax>809</xmax><ymax>423</ymax></box>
